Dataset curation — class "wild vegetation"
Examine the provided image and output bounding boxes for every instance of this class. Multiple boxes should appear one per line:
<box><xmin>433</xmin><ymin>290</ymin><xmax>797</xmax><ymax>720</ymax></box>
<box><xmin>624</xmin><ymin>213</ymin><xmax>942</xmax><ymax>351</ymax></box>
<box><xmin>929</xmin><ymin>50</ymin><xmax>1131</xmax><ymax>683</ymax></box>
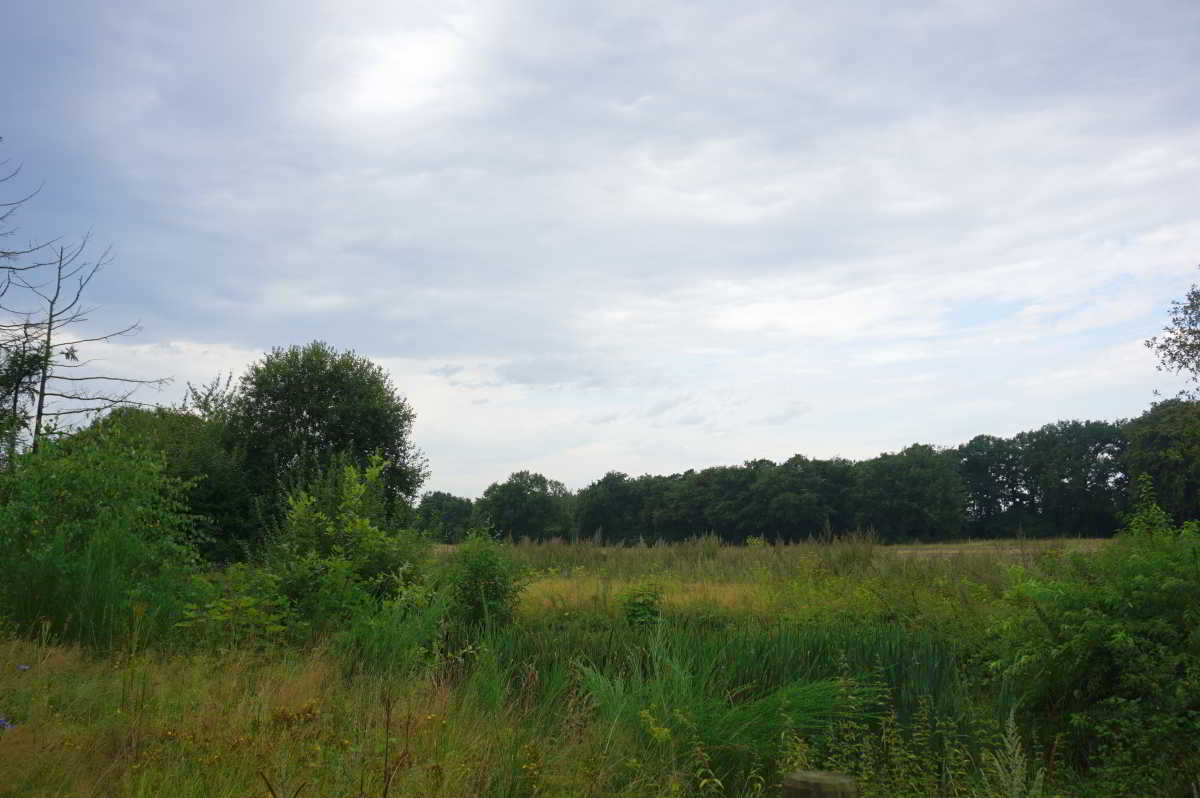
<box><xmin>2</xmin><ymin>508</ymin><xmax>1199</xmax><ymax>797</ymax></box>
<box><xmin>2</xmin><ymin>159</ymin><xmax>1199</xmax><ymax>796</ymax></box>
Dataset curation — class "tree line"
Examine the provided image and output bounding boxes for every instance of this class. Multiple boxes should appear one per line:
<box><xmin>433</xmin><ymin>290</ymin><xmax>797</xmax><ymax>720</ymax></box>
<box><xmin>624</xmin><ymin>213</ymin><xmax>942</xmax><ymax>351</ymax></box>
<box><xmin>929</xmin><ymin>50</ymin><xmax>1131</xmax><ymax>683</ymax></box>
<box><xmin>420</xmin><ymin>403</ymin><xmax>1199</xmax><ymax>545</ymax></box>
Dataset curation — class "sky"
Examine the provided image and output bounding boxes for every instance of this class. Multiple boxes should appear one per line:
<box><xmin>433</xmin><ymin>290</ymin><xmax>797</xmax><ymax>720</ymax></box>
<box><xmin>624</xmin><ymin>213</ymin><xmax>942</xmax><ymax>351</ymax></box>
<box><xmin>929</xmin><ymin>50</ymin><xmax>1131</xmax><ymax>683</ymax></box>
<box><xmin>2</xmin><ymin>0</ymin><xmax>1197</xmax><ymax>498</ymax></box>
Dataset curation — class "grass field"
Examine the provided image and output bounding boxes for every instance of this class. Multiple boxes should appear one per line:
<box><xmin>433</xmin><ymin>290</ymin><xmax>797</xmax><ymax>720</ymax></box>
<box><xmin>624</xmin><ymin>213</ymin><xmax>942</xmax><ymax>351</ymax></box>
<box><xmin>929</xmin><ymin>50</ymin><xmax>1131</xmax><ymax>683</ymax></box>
<box><xmin>0</xmin><ymin>534</ymin><xmax>1180</xmax><ymax>798</ymax></box>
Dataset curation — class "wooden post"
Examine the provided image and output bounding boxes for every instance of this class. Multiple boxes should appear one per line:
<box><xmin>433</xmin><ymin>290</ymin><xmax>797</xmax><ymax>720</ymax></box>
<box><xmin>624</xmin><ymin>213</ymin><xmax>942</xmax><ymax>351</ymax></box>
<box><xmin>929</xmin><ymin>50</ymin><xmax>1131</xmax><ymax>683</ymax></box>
<box><xmin>781</xmin><ymin>771</ymin><xmax>858</xmax><ymax>798</ymax></box>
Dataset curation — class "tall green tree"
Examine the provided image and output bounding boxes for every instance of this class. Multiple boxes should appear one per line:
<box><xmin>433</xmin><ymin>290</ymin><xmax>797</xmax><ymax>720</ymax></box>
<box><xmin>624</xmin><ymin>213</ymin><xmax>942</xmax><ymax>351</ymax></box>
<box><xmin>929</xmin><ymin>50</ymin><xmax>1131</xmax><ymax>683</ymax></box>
<box><xmin>475</xmin><ymin>470</ymin><xmax>572</xmax><ymax>541</ymax></box>
<box><xmin>957</xmin><ymin>435</ymin><xmax>1025</xmax><ymax>535</ymax></box>
<box><xmin>855</xmin><ymin>444</ymin><xmax>966</xmax><ymax>542</ymax></box>
<box><xmin>228</xmin><ymin>341</ymin><xmax>428</xmax><ymax>530</ymax></box>
<box><xmin>93</xmin><ymin>405</ymin><xmax>254</xmax><ymax>561</ymax></box>
<box><xmin>1013</xmin><ymin>420</ymin><xmax>1126</xmax><ymax>536</ymax></box>
<box><xmin>576</xmin><ymin>471</ymin><xmax>647</xmax><ymax>543</ymax></box>
<box><xmin>755</xmin><ymin>455</ymin><xmax>858</xmax><ymax>540</ymax></box>
<box><xmin>640</xmin><ymin>472</ymin><xmax>705</xmax><ymax>542</ymax></box>
<box><xmin>415</xmin><ymin>490</ymin><xmax>474</xmax><ymax>542</ymax></box>
<box><xmin>1123</xmin><ymin>399</ymin><xmax>1200</xmax><ymax>523</ymax></box>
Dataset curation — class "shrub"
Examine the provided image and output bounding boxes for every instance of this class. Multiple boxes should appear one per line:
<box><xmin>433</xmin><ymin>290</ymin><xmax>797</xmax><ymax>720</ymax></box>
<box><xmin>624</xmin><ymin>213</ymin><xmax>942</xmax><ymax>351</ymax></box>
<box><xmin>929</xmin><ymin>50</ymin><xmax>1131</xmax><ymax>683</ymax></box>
<box><xmin>618</xmin><ymin>581</ymin><xmax>664</xmax><ymax>626</ymax></box>
<box><xmin>437</xmin><ymin>531</ymin><xmax>526</xmax><ymax>629</ymax></box>
<box><xmin>263</xmin><ymin>454</ymin><xmax>429</xmax><ymax>637</ymax></box>
<box><xmin>176</xmin><ymin>564</ymin><xmax>289</xmax><ymax>650</ymax></box>
<box><xmin>0</xmin><ymin>422</ymin><xmax>198</xmax><ymax>648</ymax></box>
<box><xmin>333</xmin><ymin>580</ymin><xmax>449</xmax><ymax>675</ymax></box>
<box><xmin>94</xmin><ymin>405</ymin><xmax>254</xmax><ymax>563</ymax></box>
<box><xmin>992</xmin><ymin>482</ymin><xmax>1200</xmax><ymax>792</ymax></box>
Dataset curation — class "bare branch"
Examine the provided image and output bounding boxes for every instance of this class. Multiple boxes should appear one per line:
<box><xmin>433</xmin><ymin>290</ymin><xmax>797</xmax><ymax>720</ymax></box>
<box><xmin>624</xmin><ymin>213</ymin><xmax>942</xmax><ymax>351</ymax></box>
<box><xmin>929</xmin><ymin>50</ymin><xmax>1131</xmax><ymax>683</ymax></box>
<box><xmin>50</xmin><ymin>325</ymin><xmax>144</xmax><ymax>349</ymax></box>
<box><xmin>2</xmin><ymin>143</ymin><xmax>166</xmax><ymax>453</ymax></box>
<box><xmin>41</xmin><ymin>401</ymin><xmax>160</xmax><ymax>418</ymax></box>
<box><xmin>46</xmin><ymin>374</ymin><xmax>169</xmax><ymax>384</ymax></box>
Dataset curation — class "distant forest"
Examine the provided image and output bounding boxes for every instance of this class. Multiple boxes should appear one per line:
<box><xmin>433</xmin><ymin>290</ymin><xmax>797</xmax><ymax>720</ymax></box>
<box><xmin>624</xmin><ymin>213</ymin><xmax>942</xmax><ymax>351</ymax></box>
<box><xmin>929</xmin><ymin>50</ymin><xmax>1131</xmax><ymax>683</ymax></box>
<box><xmin>419</xmin><ymin>399</ymin><xmax>1200</xmax><ymax>544</ymax></box>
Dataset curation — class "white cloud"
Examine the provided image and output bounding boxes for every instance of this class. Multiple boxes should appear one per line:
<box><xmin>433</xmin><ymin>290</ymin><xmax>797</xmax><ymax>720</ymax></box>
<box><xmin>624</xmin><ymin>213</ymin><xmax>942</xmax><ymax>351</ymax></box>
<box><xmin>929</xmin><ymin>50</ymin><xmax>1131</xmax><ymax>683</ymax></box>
<box><xmin>3</xmin><ymin>0</ymin><xmax>1198</xmax><ymax>495</ymax></box>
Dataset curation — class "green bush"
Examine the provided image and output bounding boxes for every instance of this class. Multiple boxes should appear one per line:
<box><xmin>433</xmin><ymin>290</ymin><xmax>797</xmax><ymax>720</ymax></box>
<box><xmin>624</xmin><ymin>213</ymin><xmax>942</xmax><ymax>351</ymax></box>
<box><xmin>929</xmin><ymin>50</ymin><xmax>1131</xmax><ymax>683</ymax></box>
<box><xmin>0</xmin><ymin>423</ymin><xmax>199</xmax><ymax>648</ymax></box>
<box><xmin>95</xmin><ymin>405</ymin><xmax>255</xmax><ymax>563</ymax></box>
<box><xmin>176</xmin><ymin>564</ymin><xmax>290</xmax><ymax>650</ymax></box>
<box><xmin>263</xmin><ymin>454</ymin><xmax>429</xmax><ymax>637</ymax></box>
<box><xmin>618</xmin><ymin>581</ymin><xmax>664</xmax><ymax>626</ymax></box>
<box><xmin>333</xmin><ymin>580</ymin><xmax>449</xmax><ymax>675</ymax></box>
<box><xmin>993</xmin><ymin>480</ymin><xmax>1200</xmax><ymax>793</ymax></box>
<box><xmin>437</xmin><ymin>531</ymin><xmax>526</xmax><ymax>629</ymax></box>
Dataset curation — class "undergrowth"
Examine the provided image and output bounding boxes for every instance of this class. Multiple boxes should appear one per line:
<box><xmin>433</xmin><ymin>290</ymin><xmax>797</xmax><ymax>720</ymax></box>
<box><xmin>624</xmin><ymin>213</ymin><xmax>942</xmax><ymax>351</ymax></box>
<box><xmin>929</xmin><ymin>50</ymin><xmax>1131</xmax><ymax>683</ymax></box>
<box><xmin>0</xmin><ymin>460</ymin><xmax>1188</xmax><ymax>797</ymax></box>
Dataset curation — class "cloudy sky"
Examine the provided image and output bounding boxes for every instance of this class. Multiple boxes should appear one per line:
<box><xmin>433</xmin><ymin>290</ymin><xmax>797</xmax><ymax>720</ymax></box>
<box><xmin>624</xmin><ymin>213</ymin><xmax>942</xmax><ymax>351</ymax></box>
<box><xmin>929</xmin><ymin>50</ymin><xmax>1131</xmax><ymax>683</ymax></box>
<box><xmin>2</xmin><ymin>0</ymin><xmax>1197</xmax><ymax>497</ymax></box>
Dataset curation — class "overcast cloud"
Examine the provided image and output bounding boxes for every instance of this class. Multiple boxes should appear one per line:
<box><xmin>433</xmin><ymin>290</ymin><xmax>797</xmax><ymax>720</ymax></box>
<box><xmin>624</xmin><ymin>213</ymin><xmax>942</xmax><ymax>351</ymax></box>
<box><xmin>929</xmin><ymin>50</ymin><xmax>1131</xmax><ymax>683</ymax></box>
<box><xmin>2</xmin><ymin>0</ymin><xmax>1197</xmax><ymax>496</ymax></box>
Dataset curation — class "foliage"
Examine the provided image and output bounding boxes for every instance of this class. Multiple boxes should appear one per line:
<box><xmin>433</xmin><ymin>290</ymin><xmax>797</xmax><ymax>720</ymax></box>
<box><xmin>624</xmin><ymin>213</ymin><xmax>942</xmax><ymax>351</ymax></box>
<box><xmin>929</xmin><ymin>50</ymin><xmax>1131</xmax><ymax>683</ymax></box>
<box><xmin>228</xmin><ymin>341</ymin><xmax>428</xmax><ymax>533</ymax></box>
<box><xmin>1146</xmin><ymin>266</ymin><xmax>1200</xmax><ymax>395</ymax></box>
<box><xmin>992</xmin><ymin>484</ymin><xmax>1200</xmax><ymax>793</ymax></box>
<box><xmin>552</xmin><ymin>422</ymin><xmax>1134</xmax><ymax>546</ymax></box>
<box><xmin>93</xmin><ymin>406</ymin><xmax>255</xmax><ymax>561</ymax></box>
<box><xmin>176</xmin><ymin>564</ymin><xmax>289</xmax><ymax>650</ymax></box>
<box><xmin>957</xmin><ymin>435</ymin><xmax>1026</xmax><ymax>535</ymax></box>
<box><xmin>780</xmin><ymin>671</ymin><xmax>977</xmax><ymax>798</ymax></box>
<box><xmin>436</xmin><ymin>531</ymin><xmax>526</xmax><ymax>629</ymax></box>
<box><xmin>0</xmin><ymin>422</ymin><xmax>198</xmax><ymax>648</ymax></box>
<box><xmin>415</xmin><ymin>490</ymin><xmax>474</xmax><ymax>542</ymax></box>
<box><xmin>813</xmin><ymin>529</ymin><xmax>879</xmax><ymax>577</ymax></box>
<box><xmin>264</xmin><ymin>455</ymin><xmax>430</xmax><ymax>638</ymax></box>
<box><xmin>1010</xmin><ymin>420</ymin><xmax>1126</xmax><ymax>537</ymax></box>
<box><xmin>475</xmin><ymin>470</ymin><xmax>573</xmax><ymax>541</ymax></box>
<box><xmin>2</xmin><ymin>532</ymin><xmax>1158</xmax><ymax>796</ymax></box>
<box><xmin>980</xmin><ymin>712</ymin><xmax>1046</xmax><ymax>798</ymax></box>
<box><xmin>576</xmin><ymin>471</ymin><xmax>648</xmax><ymax>543</ymax></box>
<box><xmin>855</xmin><ymin>444</ymin><xmax>966</xmax><ymax>541</ymax></box>
<box><xmin>618</xmin><ymin>581</ymin><xmax>664</xmax><ymax>626</ymax></box>
<box><xmin>332</xmin><ymin>580</ymin><xmax>449</xmax><ymax>675</ymax></box>
<box><xmin>1123</xmin><ymin>399</ymin><xmax>1200</xmax><ymax>523</ymax></box>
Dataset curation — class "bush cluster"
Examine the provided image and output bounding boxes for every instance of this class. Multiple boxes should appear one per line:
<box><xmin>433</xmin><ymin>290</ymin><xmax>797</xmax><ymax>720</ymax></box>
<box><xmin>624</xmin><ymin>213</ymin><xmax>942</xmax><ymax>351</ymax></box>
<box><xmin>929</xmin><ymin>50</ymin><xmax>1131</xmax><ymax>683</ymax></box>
<box><xmin>0</xmin><ymin>423</ymin><xmax>198</xmax><ymax>648</ymax></box>
<box><xmin>992</xmin><ymin>477</ymin><xmax>1200</xmax><ymax>793</ymax></box>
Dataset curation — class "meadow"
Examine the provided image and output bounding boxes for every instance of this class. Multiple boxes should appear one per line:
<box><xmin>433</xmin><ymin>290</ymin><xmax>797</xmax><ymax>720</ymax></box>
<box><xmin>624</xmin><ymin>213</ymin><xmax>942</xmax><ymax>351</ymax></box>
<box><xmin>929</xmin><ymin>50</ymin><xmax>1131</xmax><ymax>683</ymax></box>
<box><xmin>4</xmin><ymin>529</ymin><xmax>1195</xmax><ymax>798</ymax></box>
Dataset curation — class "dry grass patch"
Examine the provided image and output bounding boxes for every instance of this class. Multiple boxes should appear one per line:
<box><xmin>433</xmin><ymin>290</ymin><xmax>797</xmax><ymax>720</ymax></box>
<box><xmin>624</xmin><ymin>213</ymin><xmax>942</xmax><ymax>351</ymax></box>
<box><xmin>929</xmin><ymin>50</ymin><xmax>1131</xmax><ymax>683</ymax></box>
<box><xmin>521</xmin><ymin>575</ymin><xmax>777</xmax><ymax>616</ymax></box>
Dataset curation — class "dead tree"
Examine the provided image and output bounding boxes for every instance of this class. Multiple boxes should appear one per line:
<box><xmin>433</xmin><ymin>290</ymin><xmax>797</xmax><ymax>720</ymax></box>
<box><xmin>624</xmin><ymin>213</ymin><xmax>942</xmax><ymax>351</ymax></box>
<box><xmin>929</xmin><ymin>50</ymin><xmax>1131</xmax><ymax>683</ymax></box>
<box><xmin>0</xmin><ymin>142</ymin><xmax>168</xmax><ymax>456</ymax></box>
<box><xmin>6</xmin><ymin>240</ymin><xmax>168</xmax><ymax>451</ymax></box>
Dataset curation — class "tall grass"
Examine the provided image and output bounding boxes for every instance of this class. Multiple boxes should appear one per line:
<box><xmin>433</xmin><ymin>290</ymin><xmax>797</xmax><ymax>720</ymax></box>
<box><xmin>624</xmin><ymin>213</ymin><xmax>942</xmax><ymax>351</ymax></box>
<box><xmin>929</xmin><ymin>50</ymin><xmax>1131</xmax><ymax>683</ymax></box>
<box><xmin>1</xmin><ymin>533</ymin><xmax>1119</xmax><ymax>797</ymax></box>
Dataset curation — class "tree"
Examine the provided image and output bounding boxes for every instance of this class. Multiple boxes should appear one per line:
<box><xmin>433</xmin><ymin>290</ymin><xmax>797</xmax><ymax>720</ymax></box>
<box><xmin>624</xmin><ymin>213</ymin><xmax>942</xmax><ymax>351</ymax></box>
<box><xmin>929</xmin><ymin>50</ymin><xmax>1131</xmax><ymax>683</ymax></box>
<box><xmin>94</xmin><ymin>405</ymin><xmax>255</xmax><ymax>561</ymax></box>
<box><xmin>855</xmin><ymin>444</ymin><xmax>966</xmax><ymax>542</ymax></box>
<box><xmin>575</xmin><ymin>471</ymin><xmax>645</xmax><ymax>543</ymax></box>
<box><xmin>1013</xmin><ymin>420</ymin><xmax>1126</xmax><ymax>536</ymax></box>
<box><xmin>1146</xmin><ymin>266</ymin><xmax>1200</xmax><ymax>396</ymax></box>
<box><xmin>474</xmin><ymin>470</ymin><xmax>572</xmax><ymax>541</ymax></box>
<box><xmin>415</xmin><ymin>490</ymin><xmax>474</xmax><ymax>542</ymax></box>
<box><xmin>751</xmin><ymin>455</ymin><xmax>858</xmax><ymax>541</ymax></box>
<box><xmin>11</xmin><ymin>242</ymin><xmax>166</xmax><ymax>451</ymax></box>
<box><xmin>957</xmin><ymin>435</ymin><xmax>1023</xmax><ymax>535</ymax></box>
<box><xmin>1123</xmin><ymin>399</ymin><xmax>1200</xmax><ymax>523</ymax></box>
<box><xmin>1</xmin><ymin>154</ymin><xmax>57</xmax><ymax>456</ymax></box>
<box><xmin>0</xmin><ymin>148</ymin><xmax>52</xmax><ymax>286</ymax></box>
<box><xmin>227</xmin><ymin>341</ymin><xmax>428</xmax><ymax>525</ymax></box>
<box><xmin>0</xmin><ymin>144</ymin><xmax>165</xmax><ymax>457</ymax></box>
